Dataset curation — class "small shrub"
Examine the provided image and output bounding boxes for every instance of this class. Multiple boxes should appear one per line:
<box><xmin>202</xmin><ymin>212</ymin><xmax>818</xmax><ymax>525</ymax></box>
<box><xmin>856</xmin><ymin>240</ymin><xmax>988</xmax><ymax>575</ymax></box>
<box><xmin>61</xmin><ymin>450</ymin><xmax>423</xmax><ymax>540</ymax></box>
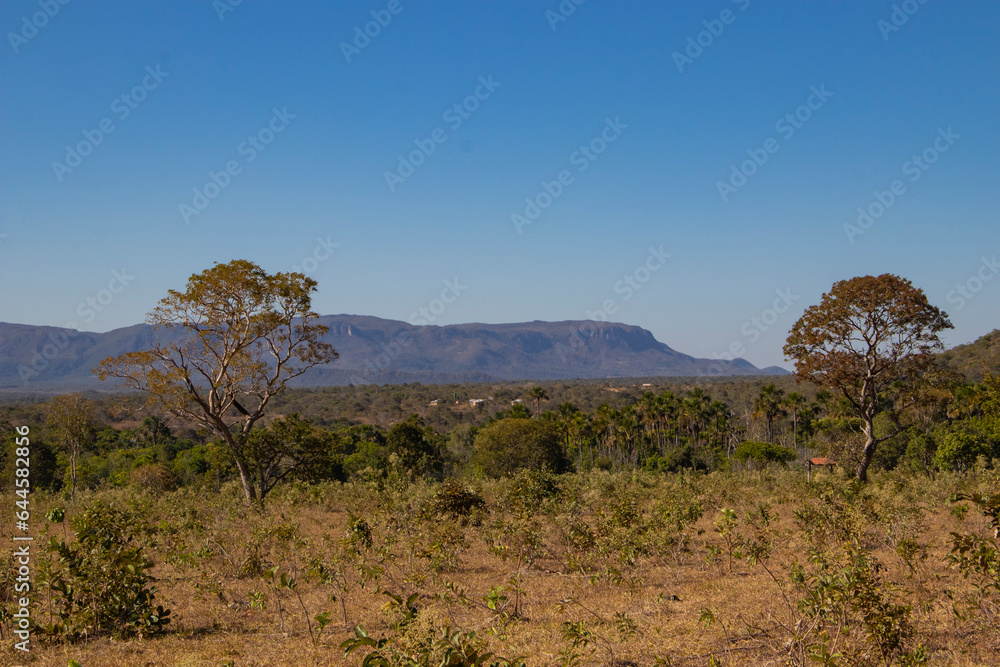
<box><xmin>131</xmin><ymin>462</ymin><xmax>180</xmax><ymax>493</ymax></box>
<box><xmin>647</xmin><ymin>445</ymin><xmax>713</xmax><ymax>473</ymax></box>
<box><xmin>499</xmin><ymin>468</ymin><xmax>560</xmax><ymax>516</ymax></box>
<box><xmin>947</xmin><ymin>493</ymin><xmax>1000</xmax><ymax>606</ymax></box>
<box><xmin>37</xmin><ymin>501</ymin><xmax>170</xmax><ymax>640</ymax></box>
<box><xmin>424</xmin><ymin>478</ymin><xmax>487</xmax><ymax>523</ymax></box>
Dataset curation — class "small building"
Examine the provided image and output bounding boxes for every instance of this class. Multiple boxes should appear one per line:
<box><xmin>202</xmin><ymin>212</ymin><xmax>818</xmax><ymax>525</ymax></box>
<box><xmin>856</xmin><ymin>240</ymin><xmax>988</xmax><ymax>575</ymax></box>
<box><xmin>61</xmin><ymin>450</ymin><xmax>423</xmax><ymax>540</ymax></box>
<box><xmin>807</xmin><ymin>457</ymin><xmax>837</xmax><ymax>482</ymax></box>
<box><xmin>429</xmin><ymin>400</ymin><xmax>439</xmax><ymax>406</ymax></box>
<box><xmin>469</xmin><ymin>399</ymin><xmax>485</xmax><ymax>406</ymax></box>
<box><xmin>511</xmin><ymin>399</ymin><xmax>523</xmax><ymax>406</ymax></box>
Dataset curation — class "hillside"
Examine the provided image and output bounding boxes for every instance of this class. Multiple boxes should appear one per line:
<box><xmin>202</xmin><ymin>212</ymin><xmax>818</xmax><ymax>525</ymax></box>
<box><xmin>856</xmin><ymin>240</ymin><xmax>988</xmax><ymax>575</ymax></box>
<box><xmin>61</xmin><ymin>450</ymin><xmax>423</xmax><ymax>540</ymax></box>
<box><xmin>938</xmin><ymin>328</ymin><xmax>1000</xmax><ymax>380</ymax></box>
<box><xmin>0</xmin><ymin>316</ymin><xmax>784</xmax><ymax>393</ymax></box>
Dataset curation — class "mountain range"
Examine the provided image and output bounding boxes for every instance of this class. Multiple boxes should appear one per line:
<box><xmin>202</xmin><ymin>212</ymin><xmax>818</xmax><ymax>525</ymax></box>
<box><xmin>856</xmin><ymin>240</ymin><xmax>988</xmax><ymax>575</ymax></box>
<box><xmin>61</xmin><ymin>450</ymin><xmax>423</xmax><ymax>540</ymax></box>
<box><xmin>0</xmin><ymin>316</ymin><xmax>788</xmax><ymax>393</ymax></box>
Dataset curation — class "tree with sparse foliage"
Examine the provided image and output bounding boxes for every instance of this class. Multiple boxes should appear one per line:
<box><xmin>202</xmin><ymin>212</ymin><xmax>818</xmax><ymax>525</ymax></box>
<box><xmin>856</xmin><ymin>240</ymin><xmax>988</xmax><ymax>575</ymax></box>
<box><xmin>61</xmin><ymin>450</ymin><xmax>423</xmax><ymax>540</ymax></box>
<box><xmin>95</xmin><ymin>259</ymin><xmax>338</xmax><ymax>504</ymax></box>
<box><xmin>47</xmin><ymin>393</ymin><xmax>96</xmax><ymax>500</ymax></box>
<box><xmin>784</xmin><ymin>274</ymin><xmax>952</xmax><ymax>482</ymax></box>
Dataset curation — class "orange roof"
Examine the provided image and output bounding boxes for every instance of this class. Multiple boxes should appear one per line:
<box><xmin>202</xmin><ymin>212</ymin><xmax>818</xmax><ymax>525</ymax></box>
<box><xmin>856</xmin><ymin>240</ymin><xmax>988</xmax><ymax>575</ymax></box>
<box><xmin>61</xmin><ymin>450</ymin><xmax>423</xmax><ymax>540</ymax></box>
<box><xmin>809</xmin><ymin>457</ymin><xmax>836</xmax><ymax>466</ymax></box>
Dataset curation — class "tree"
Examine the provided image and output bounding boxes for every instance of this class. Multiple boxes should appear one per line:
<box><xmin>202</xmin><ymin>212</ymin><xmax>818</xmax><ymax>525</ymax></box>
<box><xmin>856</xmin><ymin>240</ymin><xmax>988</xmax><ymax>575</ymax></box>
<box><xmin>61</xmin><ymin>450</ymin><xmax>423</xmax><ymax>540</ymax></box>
<box><xmin>95</xmin><ymin>259</ymin><xmax>338</xmax><ymax>503</ymax></box>
<box><xmin>507</xmin><ymin>403</ymin><xmax>532</xmax><ymax>419</ymax></box>
<box><xmin>526</xmin><ymin>386</ymin><xmax>549</xmax><ymax>418</ymax></box>
<box><xmin>241</xmin><ymin>414</ymin><xmax>338</xmax><ymax>498</ymax></box>
<box><xmin>785</xmin><ymin>391</ymin><xmax>808</xmax><ymax>449</ymax></box>
<box><xmin>472</xmin><ymin>418</ymin><xmax>569</xmax><ymax>478</ymax></box>
<box><xmin>934</xmin><ymin>424</ymin><xmax>1000</xmax><ymax>472</ymax></box>
<box><xmin>753</xmin><ymin>384</ymin><xmax>786</xmax><ymax>444</ymax></box>
<box><xmin>138</xmin><ymin>415</ymin><xmax>172</xmax><ymax>448</ymax></box>
<box><xmin>980</xmin><ymin>371</ymin><xmax>1000</xmax><ymax>417</ymax></box>
<box><xmin>783</xmin><ymin>274</ymin><xmax>952</xmax><ymax>482</ymax></box>
<box><xmin>386</xmin><ymin>417</ymin><xmax>442</xmax><ymax>477</ymax></box>
<box><xmin>47</xmin><ymin>393</ymin><xmax>96</xmax><ymax>499</ymax></box>
<box><xmin>681</xmin><ymin>388</ymin><xmax>711</xmax><ymax>445</ymax></box>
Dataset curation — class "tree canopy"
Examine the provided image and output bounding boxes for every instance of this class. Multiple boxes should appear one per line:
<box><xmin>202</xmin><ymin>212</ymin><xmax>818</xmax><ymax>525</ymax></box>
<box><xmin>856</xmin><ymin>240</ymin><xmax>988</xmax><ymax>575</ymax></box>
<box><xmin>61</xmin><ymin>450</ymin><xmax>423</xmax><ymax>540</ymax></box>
<box><xmin>95</xmin><ymin>259</ymin><xmax>338</xmax><ymax>503</ymax></box>
<box><xmin>472</xmin><ymin>417</ymin><xmax>569</xmax><ymax>477</ymax></box>
<box><xmin>783</xmin><ymin>274</ymin><xmax>952</xmax><ymax>481</ymax></box>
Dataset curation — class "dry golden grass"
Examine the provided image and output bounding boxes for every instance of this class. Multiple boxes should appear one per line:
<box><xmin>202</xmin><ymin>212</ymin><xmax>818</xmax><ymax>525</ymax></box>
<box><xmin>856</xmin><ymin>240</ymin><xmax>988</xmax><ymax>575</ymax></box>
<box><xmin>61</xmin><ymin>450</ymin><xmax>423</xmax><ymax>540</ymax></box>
<box><xmin>2</xmin><ymin>466</ymin><xmax>998</xmax><ymax>667</ymax></box>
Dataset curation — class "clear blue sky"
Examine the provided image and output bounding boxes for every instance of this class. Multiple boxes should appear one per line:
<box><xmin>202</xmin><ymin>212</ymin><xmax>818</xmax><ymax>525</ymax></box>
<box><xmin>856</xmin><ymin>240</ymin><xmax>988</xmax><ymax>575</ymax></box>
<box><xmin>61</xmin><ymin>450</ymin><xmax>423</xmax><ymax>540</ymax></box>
<box><xmin>2</xmin><ymin>1</ymin><xmax>998</xmax><ymax>370</ymax></box>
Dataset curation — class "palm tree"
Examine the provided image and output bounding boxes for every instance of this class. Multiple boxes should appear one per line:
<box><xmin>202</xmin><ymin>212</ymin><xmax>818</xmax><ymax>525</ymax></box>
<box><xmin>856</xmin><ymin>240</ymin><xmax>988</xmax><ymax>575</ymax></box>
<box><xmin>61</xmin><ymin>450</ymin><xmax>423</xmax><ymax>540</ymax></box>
<box><xmin>526</xmin><ymin>386</ymin><xmax>549</xmax><ymax>418</ymax></box>
<box><xmin>753</xmin><ymin>384</ymin><xmax>786</xmax><ymax>444</ymax></box>
<box><xmin>707</xmin><ymin>400</ymin><xmax>731</xmax><ymax>450</ymax></box>
<box><xmin>568</xmin><ymin>411</ymin><xmax>592</xmax><ymax>470</ymax></box>
<box><xmin>615</xmin><ymin>408</ymin><xmax>642</xmax><ymax>466</ymax></box>
<box><xmin>555</xmin><ymin>402</ymin><xmax>580</xmax><ymax>462</ymax></box>
<box><xmin>681</xmin><ymin>388</ymin><xmax>711</xmax><ymax>446</ymax></box>
<box><xmin>508</xmin><ymin>402</ymin><xmax>532</xmax><ymax>419</ymax></box>
<box><xmin>593</xmin><ymin>404</ymin><xmax>617</xmax><ymax>463</ymax></box>
<box><xmin>947</xmin><ymin>384</ymin><xmax>985</xmax><ymax>420</ymax></box>
<box><xmin>636</xmin><ymin>392</ymin><xmax>663</xmax><ymax>453</ymax></box>
<box><xmin>557</xmin><ymin>401</ymin><xmax>579</xmax><ymax>420</ymax></box>
<box><xmin>658</xmin><ymin>391</ymin><xmax>680</xmax><ymax>448</ymax></box>
<box><xmin>784</xmin><ymin>391</ymin><xmax>807</xmax><ymax>450</ymax></box>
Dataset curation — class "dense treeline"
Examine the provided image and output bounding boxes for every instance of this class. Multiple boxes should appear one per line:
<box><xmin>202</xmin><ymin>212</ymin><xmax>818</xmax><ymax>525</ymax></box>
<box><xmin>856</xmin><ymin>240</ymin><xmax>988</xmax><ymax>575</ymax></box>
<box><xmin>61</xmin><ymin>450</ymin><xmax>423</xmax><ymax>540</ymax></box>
<box><xmin>3</xmin><ymin>365</ymin><xmax>999</xmax><ymax>498</ymax></box>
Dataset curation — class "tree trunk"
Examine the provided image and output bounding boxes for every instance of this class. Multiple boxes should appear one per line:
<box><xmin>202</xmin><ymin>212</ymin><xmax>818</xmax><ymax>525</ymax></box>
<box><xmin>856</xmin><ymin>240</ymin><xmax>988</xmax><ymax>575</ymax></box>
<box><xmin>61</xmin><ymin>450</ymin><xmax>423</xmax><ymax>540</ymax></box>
<box><xmin>856</xmin><ymin>418</ymin><xmax>877</xmax><ymax>482</ymax></box>
<box><xmin>69</xmin><ymin>447</ymin><xmax>78</xmax><ymax>500</ymax></box>
<box><xmin>235</xmin><ymin>458</ymin><xmax>258</xmax><ymax>502</ymax></box>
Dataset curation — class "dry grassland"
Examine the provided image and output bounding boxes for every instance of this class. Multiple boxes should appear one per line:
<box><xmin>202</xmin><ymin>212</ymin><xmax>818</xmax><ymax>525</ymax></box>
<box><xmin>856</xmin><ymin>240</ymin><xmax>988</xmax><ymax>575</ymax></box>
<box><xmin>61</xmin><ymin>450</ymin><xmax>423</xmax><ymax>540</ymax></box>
<box><xmin>2</xmin><ymin>467</ymin><xmax>998</xmax><ymax>666</ymax></box>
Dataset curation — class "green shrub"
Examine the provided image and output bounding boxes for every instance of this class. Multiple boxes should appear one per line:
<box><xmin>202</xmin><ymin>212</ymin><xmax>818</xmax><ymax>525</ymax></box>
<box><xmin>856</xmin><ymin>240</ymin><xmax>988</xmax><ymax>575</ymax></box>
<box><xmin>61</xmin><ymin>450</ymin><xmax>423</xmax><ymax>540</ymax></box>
<box><xmin>172</xmin><ymin>444</ymin><xmax>210</xmax><ymax>486</ymax></box>
<box><xmin>934</xmin><ymin>423</ymin><xmax>1000</xmax><ymax>472</ymax></box>
<box><xmin>37</xmin><ymin>501</ymin><xmax>170</xmax><ymax>640</ymax></box>
<box><xmin>733</xmin><ymin>441</ymin><xmax>795</xmax><ymax>467</ymax></box>
<box><xmin>498</xmin><ymin>468</ymin><xmax>560</xmax><ymax>516</ymax></box>
<box><xmin>947</xmin><ymin>493</ymin><xmax>999</xmax><ymax>602</ymax></box>
<box><xmin>344</xmin><ymin>440</ymin><xmax>391</xmax><ymax>479</ymax></box>
<box><xmin>645</xmin><ymin>445</ymin><xmax>713</xmax><ymax>473</ymax></box>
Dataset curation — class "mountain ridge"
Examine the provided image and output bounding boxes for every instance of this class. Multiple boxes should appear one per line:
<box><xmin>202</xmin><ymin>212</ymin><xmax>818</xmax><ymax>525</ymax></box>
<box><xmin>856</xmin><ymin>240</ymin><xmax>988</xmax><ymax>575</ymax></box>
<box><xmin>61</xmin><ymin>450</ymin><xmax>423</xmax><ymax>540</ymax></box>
<box><xmin>0</xmin><ymin>315</ymin><xmax>788</xmax><ymax>393</ymax></box>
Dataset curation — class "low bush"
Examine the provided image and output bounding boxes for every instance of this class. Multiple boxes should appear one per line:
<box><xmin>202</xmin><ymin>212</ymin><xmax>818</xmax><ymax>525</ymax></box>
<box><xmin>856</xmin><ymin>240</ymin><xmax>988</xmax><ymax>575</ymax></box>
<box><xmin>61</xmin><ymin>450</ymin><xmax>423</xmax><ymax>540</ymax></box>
<box><xmin>36</xmin><ymin>501</ymin><xmax>170</xmax><ymax>640</ymax></box>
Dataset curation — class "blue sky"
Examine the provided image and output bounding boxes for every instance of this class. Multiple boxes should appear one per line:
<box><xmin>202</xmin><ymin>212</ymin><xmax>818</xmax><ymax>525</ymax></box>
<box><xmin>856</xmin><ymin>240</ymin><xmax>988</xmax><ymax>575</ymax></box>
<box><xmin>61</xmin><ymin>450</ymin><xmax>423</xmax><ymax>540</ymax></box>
<box><xmin>1</xmin><ymin>0</ymin><xmax>998</xmax><ymax>371</ymax></box>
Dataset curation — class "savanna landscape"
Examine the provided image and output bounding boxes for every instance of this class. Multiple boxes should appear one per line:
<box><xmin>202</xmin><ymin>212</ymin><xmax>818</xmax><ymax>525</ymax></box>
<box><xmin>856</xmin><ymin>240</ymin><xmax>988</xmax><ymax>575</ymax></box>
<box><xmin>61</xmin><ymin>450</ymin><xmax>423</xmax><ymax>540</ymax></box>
<box><xmin>3</xmin><ymin>3</ymin><xmax>1000</xmax><ymax>666</ymax></box>
<box><xmin>1</xmin><ymin>263</ymin><xmax>999</xmax><ymax>666</ymax></box>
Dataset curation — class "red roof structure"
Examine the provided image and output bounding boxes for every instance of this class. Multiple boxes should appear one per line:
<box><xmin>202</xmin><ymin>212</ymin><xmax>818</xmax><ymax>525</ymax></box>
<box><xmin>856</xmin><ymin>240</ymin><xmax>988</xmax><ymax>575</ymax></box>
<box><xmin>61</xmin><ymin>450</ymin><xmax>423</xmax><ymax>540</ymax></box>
<box><xmin>806</xmin><ymin>457</ymin><xmax>837</xmax><ymax>481</ymax></box>
<box><xmin>809</xmin><ymin>457</ymin><xmax>836</xmax><ymax>466</ymax></box>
